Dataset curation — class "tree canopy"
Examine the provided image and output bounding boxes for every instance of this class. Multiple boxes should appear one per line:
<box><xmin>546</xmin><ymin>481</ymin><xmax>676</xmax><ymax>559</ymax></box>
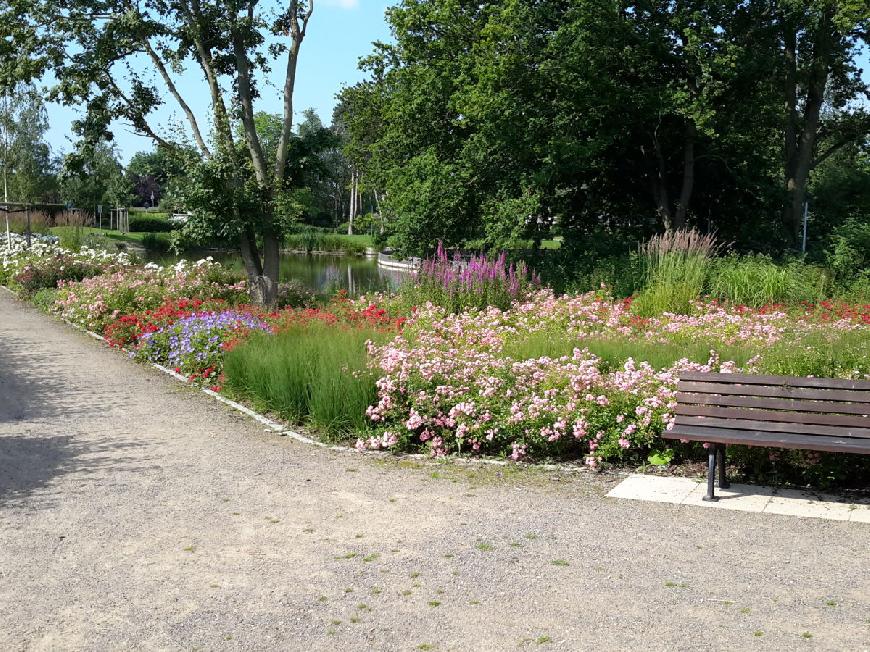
<box><xmin>340</xmin><ymin>0</ymin><xmax>870</xmax><ymax>256</ymax></box>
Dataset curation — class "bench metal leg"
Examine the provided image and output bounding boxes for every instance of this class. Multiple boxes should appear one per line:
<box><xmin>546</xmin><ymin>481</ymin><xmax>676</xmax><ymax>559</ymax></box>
<box><xmin>703</xmin><ymin>446</ymin><xmax>718</xmax><ymax>502</ymax></box>
<box><xmin>717</xmin><ymin>444</ymin><xmax>730</xmax><ymax>489</ymax></box>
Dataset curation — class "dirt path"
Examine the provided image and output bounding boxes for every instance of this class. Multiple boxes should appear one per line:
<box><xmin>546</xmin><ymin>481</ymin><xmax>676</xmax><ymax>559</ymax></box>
<box><xmin>1</xmin><ymin>290</ymin><xmax>868</xmax><ymax>652</ymax></box>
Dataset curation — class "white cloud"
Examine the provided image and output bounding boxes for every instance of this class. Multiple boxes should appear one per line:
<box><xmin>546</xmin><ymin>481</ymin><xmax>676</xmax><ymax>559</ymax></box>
<box><xmin>321</xmin><ymin>0</ymin><xmax>359</xmax><ymax>8</ymax></box>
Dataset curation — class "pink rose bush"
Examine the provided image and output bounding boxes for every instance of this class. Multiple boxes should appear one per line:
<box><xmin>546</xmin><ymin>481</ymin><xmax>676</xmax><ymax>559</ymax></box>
<box><xmin>357</xmin><ymin>291</ymin><xmax>868</xmax><ymax>464</ymax></box>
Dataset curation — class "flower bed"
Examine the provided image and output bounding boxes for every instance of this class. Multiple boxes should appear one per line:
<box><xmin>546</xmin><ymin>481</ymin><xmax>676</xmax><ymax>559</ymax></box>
<box><xmin>54</xmin><ymin>259</ymin><xmax>247</xmax><ymax>332</ymax></box>
<box><xmin>1</xmin><ymin>232</ymin><xmax>130</xmax><ymax>292</ymax></box>
<box><xmin>356</xmin><ymin>291</ymin><xmax>870</xmax><ymax>484</ymax></box>
<box><xmin>2</xmin><ymin>234</ymin><xmax>868</xmax><ymax>486</ymax></box>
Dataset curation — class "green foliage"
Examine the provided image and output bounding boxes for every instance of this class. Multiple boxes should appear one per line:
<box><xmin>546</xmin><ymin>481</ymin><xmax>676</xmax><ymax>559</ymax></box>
<box><xmin>129</xmin><ymin>215</ymin><xmax>172</xmax><ymax>233</ymax></box>
<box><xmin>825</xmin><ymin>217</ymin><xmax>870</xmax><ymax>285</ymax></box>
<box><xmin>500</xmin><ymin>331</ymin><xmax>755</xmax><ymax>372</ymax></box>
<box><xmin>141</xmin><ymin>232</ymin><xmax>171</xmax><ymax>254</ymax></box>
<box><xmin>59</xmin><ymin>140</ymin><xmax>130</xmax><ymax>210</ymax></box>
<box><xmin>707</xmin><ymin>255</ymin><xmax>830</xmax><ymax>307</ymax></box>
<box><xmin>385</xmin><ymin>150</ymin><xmax>476</xmax><ymax>255</ymax></box>
<box><xmin>757</xmin><ymin>330</ymin><xmax>870</xmax><ymax>379</ymax></box>
<box><xmin>30</xmin><ymin>287</ymin><xmax>58</xmax><ymax>312</ymax></box>
<box><xmin>57</xmin><ymin>225</ymin><xmax>84</xmax><ymax>250</ymax></box>
<box><xmin>632</xmin><ymin>230</ymin><xmax>716</xmax><ymax>316</ymax></box>
<box><xmin>284</xmin><ymin>231</ymin><xmax>367</xmax><ymax>255</ymax></box>
<box><xmin>223</xmin><ymin>323</ymin><xmax>387</xmax><ymax>439</ymax></box>
<box><xmin>0</xmin><ymin>83</ymin><xmax>56</xmax><ymax>203</ymax></box>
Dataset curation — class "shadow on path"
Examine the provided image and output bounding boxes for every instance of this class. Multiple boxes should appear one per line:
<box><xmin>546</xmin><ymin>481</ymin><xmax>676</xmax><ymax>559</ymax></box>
<box><xmin>0</xmin><ymin>433</ymin><xmax>154</xmax><ymax>508</ymax></box>
<box><xmin>0</xmin><ymin>332</ymin><xmax>126</xmax><ymax>425</ymax></box>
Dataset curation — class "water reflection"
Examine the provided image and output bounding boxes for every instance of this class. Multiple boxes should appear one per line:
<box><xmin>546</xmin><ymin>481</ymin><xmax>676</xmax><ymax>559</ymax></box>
<box><xmin>152</xmin><ymin>251</ymin><xmax>409</xmax><ymax>296</ymax></box>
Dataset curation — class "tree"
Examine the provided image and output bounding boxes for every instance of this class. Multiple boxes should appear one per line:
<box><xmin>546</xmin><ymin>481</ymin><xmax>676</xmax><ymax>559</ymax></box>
<box><xmin>59</xmin><ymin>140</ymin><xmax>130</xmax><ymax>212</ymax></box>
<box><xmin>0</xmin><ymin>83</ymin><xmax>56</xmax><ymax>204</ymax></box>
<box><xmin>776</xmin><ymin>0</ymin><xmax>869</xmax><ymax>245</ymax></box>
<box><xmin>126</xmin><ymin>147</ymin><xmax>194</xmax><ymax>207</ymax></box>
<box><xmin>344</xmin><ymin>0</ymin><xmax>868</xmax><ymax>256</ymax></box>
<box><xmin>44</xmin><ymin>0</ymin><xmax>315</xmax><ymax>305</ymax></box>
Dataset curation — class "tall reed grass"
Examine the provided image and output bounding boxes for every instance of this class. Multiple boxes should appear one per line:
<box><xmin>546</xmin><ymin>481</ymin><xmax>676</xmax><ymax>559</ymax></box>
<box><xmin>707</xmin><ymin>254</ymin><xmax>829</xmax><ymax>306</ymax></box>
<box><xmin>223</xmin><ymin>321</ymin><xmax>387</xmax><ymax>438</ymax></box>
<box><xmin>632</xmin><ymin>228</ymin><xmax>718</xmax><ymax>316</ymax></box>
<box><xmin>285</xmin><ymin>231</ymin><xmax>368</xmax><ymax>255</ymax></box>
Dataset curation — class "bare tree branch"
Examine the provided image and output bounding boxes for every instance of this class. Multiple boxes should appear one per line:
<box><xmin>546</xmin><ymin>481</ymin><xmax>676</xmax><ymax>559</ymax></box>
<box><xmin>104</xmin><ymin>76</ymin><xmax>175</xmax><ymax>151</ymax></box>
<box><xmin>144</xmin><ymin>40</ymin><xmax>212</xmax><ymax>158</ymax></box>
<box><xmin>274</xmin><ymin>0</ymin><xmax>313</xmax><ymax>182</ymax></box>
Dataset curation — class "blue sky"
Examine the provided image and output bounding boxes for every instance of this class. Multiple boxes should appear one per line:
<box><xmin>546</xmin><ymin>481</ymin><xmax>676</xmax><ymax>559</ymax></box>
<box><xmin>44</xmin><ymin>6</ymin><xmax>868</xmax><ymax>165</ymax></box>
<box><xmin>45</xmin><ymin>0</ymin><xmax>396</xmax><ymax>163</ymax></box>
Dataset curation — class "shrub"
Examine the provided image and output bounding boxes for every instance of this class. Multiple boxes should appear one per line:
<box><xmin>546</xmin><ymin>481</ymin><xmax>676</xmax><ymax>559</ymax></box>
<box><xmin>141</xmin><ymin>232</ymin><xmax>172</xmax><ymax>253</ymax></box>
<box><xmin>633</xmin><ymin>229</ymin><xmax>717</xmax><ymax>316</ymax></box>
<box><xmin>12</xmin><ymin>255</ymin><xmax>108</xmax><ymax>296</ymax></box>
<box><xmin>129</xmin><ymin>216</ymin><xmax>173</xmax><ymax>233</ymax></box>
<box><xmin>276</xmin><ymin>280</ymin><xmax>317</xmax><ymax>308</ymax></box>
<box><xmin>825</xmin><ymin>217</ymin><xmax>870</xmax><ymax>284</ymax></box>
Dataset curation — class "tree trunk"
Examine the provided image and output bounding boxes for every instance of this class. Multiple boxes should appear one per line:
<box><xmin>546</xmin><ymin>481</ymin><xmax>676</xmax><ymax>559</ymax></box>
<box><xmin>348</xmin><ymin>169</ymin><xmax>357</xmax><ymax>235</ymax></box>
<box><xmin>673</xmin><ymin>125</ymin><xmax>695</xmax><ymax>230</ymax></box>
<box><xmin>650</xmin><ymin>136</ymin><xmax>673</xmax><ymax>230</ymax></box>
<box><xmin>782</xmin><ymin>7</ymin><xmax>831</xmax><ymax>246</ymax></box>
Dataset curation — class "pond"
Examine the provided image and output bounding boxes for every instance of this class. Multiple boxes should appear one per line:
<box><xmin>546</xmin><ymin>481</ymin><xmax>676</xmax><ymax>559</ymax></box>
<box><xmin>148</xmin><ymin>250</ymin><xmax>410</xmax><ymax>296</ymax></box>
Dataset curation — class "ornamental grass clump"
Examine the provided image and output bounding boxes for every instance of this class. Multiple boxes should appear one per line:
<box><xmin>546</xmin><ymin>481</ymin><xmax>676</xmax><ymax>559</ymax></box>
<box><xmin>403</xmin><ymin>242</ymin><xmax>539</xmax><ymax>312</ymax></box>
<box><xmin>633</xmin><ymin>228</ymin><xmax>717</xmax><ymax>316</ymax></box>
<box><xmin>223</xmin><ymin>320</ymin><xmax>390</xmax><ymax>438</ymax></box>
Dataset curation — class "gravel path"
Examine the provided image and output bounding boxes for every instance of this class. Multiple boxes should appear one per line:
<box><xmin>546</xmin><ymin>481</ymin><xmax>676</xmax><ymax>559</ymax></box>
<box><xmin>1</xmin><ymin>290</ymin><xmax>868</xmax><ymax>652</ymax></box>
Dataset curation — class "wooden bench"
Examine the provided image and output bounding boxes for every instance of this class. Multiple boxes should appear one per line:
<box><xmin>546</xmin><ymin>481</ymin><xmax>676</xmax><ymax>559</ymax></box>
<box><xmin>662</xmin><ymin>372</ymin><xmax>870</xmax><ymax>501</ymax></box>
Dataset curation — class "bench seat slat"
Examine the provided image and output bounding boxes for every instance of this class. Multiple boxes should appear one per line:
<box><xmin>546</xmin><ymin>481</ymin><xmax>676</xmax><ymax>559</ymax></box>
<box><xmin>675</xmin><ymin>392</ymin><xmax>870</xmax><ymax>417</ymax></box>
<box><xmin>673</xmin><ymin>415</ymin><xmax>870</xmax><ymax>439</ymax></box>
<box><xmin>665</xmin><ymin>425</ymin><xmax>870</xmax><ymax>455</ymax></box>
<box><xmin>678</xmin><ymin>372</ymin><xmax>870</xmax><ymax>391</ymax></box>
<box><xmin>677</xmin><ymin>381</ymin><xmax>870</xmax><ymax>404</ymax></box>
<box><xmin>674</xmin><ymin>404</ymin><xmax>870</xmax><ymax>429</ymax></box>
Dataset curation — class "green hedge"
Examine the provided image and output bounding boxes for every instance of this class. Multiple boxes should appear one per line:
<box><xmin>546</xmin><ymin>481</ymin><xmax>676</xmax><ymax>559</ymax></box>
<box><xmin>129</xmin><ymin>216</ymin><xmax>173</xmax><ymax>233</ymax></box>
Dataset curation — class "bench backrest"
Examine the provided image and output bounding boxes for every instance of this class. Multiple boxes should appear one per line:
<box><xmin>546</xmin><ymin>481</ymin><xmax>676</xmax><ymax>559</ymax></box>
<box><xmin>673</xmin><ymin>372</ymin><xmax>870</xmax><ymax>453</ymax></box>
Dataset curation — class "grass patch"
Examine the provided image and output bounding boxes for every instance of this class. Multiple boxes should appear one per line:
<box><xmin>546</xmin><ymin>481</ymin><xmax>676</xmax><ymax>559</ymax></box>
<box><xmin>501</xmin><ymin>330</ymin><xmax>754</xmax><ymax>371</ymax></box>
<box><xmin>708</xmin><ymin>254</ymin><xmax>829</xmax><ymax>306</ymax></box>
<box><xmin>223</xmin><ymin>321</ymin><xmax>389</xmax><ymax>439</ymax></box>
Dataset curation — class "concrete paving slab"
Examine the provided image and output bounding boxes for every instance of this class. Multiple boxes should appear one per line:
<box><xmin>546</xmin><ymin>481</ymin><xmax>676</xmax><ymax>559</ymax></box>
<box><xmin>682</xmin><ymin>482</ymin><xmax>773</xmax><ymax>512</ymax></box>
<box><xmin>606</xmin><ymin>473</ymin><xmax>696</xmax><ymax>502</ymax></box>
<box><xmin>608</xmin><ymin>474</ymin><xmax>867</xmax><ymax>523</ymax></box>
<box><xmin>764</xmin><ymin>489</ymin><xmax>853</xmax><ymax>521</ymax></box>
